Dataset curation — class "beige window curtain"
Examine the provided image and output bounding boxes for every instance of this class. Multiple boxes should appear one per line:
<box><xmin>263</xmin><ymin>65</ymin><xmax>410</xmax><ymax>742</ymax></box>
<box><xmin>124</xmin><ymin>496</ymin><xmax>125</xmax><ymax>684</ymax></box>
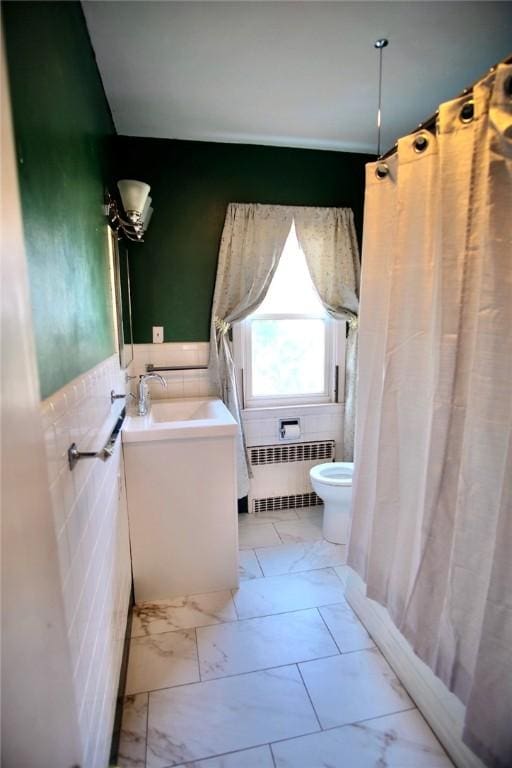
<box><xmin>294</xmin><ymin>207</ymin><xmax>360</xmax><ymax>459</ymax></box>
<box><xmin>209</xmin><ymin>203</ymin><xmax>360</xmax><ymax>498</ymax></box>
<box><xmin>349</xmin><ymin>63</ymin><xmax>512</xmax><ymax>768</ymax></box>
<box><xmin>209</xmin><ymin>203</ymin><xmax>294</xmax><ymax>498</ymax></box>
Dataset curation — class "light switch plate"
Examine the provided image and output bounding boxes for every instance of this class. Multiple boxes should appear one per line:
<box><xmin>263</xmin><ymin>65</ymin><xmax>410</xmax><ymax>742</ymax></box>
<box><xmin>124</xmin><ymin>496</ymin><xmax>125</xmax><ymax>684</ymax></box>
<box><xmin>152</xmin><ymin>326</ymin><xmax>164</xmax><ymax>344</ymax></box>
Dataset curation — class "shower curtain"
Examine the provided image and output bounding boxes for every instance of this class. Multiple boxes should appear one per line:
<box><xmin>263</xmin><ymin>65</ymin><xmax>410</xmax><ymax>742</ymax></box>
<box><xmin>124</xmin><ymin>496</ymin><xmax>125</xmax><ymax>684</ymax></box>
<box><xmin>349</xmin><ymin>63</ymin><xmax>512</xmax><ymax>768</ymax></box>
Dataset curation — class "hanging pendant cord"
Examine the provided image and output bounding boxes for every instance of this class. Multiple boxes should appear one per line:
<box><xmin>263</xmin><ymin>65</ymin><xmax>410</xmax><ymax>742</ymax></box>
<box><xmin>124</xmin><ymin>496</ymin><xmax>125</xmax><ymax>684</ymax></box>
<box><xmin>374</xmin><ymin>38</ymin><xmax>389</xmax><ymax>156</ymax></box>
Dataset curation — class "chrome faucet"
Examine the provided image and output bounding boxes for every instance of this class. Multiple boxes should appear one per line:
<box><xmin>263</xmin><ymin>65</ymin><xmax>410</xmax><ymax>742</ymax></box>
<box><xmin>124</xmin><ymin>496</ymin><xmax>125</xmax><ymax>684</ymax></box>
<box><xmin>137</xmin><ymin>373</ymin><xmax>167</xmax><ymax>416</ymax></box>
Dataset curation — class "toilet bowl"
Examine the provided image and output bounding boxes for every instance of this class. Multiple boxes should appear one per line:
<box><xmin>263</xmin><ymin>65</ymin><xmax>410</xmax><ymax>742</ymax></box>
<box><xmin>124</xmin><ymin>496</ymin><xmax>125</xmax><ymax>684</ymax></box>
<box><xmin>310</xmin><ymin>462</ymin><xmax>353</xmax><ymax>544</ymax></box>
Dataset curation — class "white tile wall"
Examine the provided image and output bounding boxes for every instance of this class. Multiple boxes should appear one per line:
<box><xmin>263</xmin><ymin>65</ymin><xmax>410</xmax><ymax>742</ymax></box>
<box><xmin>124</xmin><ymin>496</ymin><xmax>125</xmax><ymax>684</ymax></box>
<box><xmin>242</xmin><ymin>404</ymin><xmax>344</xmax><ymax>458</ymax></box>
<box><xmin>128</xmin><ymin>342</ymin><xmax>215</xmax><ymax>400</ymax></box>
<box><xmin>128</xmin><ymin>339</ymin><xmax>345</xmax><ymax>525</ymax></box>
<box><xmin>129</xmin><ymin>343</ymin><xmax>344</xmax><ymax>454</ymax></box>
<box><xmin>41</xmin><ymin>353</ymin><xmax>132</xmax><ymax>768</ymax></box>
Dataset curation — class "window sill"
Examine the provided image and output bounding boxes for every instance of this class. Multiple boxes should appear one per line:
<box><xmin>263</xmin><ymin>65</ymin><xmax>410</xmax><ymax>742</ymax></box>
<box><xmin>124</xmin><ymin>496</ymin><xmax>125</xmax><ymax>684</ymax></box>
<box><xmin>242</xmin><ymin>402</ymin><xmax>344</xmax><ymax>419</ymax></box>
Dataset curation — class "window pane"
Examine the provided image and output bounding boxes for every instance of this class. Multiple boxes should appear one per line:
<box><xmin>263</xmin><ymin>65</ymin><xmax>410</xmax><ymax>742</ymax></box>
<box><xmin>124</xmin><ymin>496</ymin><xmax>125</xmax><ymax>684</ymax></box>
<box><xmin>251</xmin><ymin>318</ymin><xmax>326</xmax><ymax>396</ymax></box>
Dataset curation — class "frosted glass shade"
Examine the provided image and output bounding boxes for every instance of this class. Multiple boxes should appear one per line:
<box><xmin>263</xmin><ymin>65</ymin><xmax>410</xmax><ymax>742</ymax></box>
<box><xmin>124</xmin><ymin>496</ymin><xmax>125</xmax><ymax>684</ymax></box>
<box><xmin>117</xmin><ymin>180</ymin><xmax>150</xmax><ymax>218</ymax></box>
<box><xmin>141</xmin><ymin>195</ymin><xmax>152</xmax><ymax>222</ymax></box>
<box><xmin>143</xmin><ymin>207</ymin><xmax>153</xmax><ymax>232</ymax></box>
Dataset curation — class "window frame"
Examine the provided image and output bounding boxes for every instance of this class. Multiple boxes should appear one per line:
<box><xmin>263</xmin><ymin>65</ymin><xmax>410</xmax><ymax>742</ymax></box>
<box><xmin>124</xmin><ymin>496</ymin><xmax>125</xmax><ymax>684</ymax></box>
<box><xmin>234</xmin><ymin>312</ymin><xmax>344</xmax><ymax>410</ymax></box>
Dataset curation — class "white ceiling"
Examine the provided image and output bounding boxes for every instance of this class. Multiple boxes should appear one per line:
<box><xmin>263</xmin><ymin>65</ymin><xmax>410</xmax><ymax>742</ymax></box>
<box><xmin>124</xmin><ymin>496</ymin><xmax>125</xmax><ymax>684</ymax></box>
<box><xmin>83</xmin><ymin>1</ymin><xmax>512</xmax><ymax>155</ymax></box>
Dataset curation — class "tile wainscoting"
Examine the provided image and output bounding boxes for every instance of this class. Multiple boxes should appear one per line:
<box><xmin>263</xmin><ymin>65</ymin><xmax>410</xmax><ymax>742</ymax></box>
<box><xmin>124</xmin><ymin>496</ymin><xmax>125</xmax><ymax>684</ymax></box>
<box><xmin>128</xmin><ymin>342</ymin><xmax>214</xmax><ymax>399</ymax></box>
<box><xmin>40</xmin><ymin>353</ymin><xmax>132</xmax><ymax>767</ymax></box>
<box><xmin>129</xmin><ymin>343</ymin><xmax>344</xmax><ymax>455</ymax></box>
<box><xmin>242</xmin><ymin>402</ymin><xmax>344</xmax><ymax>454</ymax></box>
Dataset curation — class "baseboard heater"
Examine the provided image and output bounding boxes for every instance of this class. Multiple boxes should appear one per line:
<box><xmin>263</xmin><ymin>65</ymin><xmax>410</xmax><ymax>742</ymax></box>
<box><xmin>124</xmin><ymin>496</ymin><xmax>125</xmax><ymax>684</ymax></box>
<box><xmin>248</xmin><ymin>440</ymin><xmax>335</xmax><ymax>513</ymax></box>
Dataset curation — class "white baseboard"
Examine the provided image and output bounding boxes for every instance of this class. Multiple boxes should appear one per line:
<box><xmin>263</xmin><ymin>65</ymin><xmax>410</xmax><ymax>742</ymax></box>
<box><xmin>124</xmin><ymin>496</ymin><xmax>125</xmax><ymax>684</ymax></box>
<box><xmin>344</xmin><ymin>569</ymin><xmax>484</xmax><ymax>768</ymax></box>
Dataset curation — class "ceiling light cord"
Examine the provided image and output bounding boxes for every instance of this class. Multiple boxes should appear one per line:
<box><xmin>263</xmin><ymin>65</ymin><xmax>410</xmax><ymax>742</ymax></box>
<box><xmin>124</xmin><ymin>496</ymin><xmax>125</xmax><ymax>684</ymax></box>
<box><xmin>374</xmin><ymin>38</ymin><xmax>389</xmax><ymax>157</ymax></box>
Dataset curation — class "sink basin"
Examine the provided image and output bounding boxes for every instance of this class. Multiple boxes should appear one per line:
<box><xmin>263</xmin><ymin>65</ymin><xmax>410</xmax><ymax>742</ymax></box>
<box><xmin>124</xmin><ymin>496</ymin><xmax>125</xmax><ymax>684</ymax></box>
<box><xmin>151</xmin><ymin>399</ymin><xmax>217</xmax><ymax>423</ymax></box>
<box><xmin>122</xmin><ymin>397</ymin><xmax>237</xmax><ymax>443</ymax></box>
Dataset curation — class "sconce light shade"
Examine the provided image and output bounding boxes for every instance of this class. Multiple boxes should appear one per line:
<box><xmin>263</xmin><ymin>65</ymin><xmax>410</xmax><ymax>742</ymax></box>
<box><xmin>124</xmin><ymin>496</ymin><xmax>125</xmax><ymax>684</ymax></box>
<box><xmin>117</xmin><ymin>180</ymin><xmax>150</xmax><ymax>220</ymax></box>
<box><xmin>106</xmin><ymin>180</ymin><xmax>154</xmax><ymax>242</ymax></box>
<box><xmin>143</xmin><ymin>207</ymin><xmax>154</xmax><ymax>232</ymax></box>
<box><xmin>141</xmin><ymin>195</ymin><xmax>152</xmax><ymax>222</ymax></box>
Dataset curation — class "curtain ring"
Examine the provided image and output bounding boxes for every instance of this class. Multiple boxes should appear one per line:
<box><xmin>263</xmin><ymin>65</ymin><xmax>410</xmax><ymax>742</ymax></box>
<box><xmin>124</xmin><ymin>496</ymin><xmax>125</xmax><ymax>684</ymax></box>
<box><xmin>375</xmin><ymin>163</ymin><xmax>389</xmax><ymax>180</ymax></box>
<box><xmin>459</xmin><ymin>100</ymin><xmax>475</xmax><ymax>123</ymax></box>
<box><xmin>413</xmin><ymin>134</ymin><xmax>429</xmax><ymax>153</ymax></box>
<box><xmin>504</xmin><ymin>75</ymin><xmax>512</xmax><ymax>99</ymax></box>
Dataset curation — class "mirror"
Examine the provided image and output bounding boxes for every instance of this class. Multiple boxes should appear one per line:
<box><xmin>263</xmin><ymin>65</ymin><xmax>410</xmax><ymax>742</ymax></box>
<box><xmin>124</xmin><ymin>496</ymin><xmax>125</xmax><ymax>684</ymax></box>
<box><xmin>109</xmin><ymin>228</ymin><xmax>134</xmax><ymax>369</ymax></box>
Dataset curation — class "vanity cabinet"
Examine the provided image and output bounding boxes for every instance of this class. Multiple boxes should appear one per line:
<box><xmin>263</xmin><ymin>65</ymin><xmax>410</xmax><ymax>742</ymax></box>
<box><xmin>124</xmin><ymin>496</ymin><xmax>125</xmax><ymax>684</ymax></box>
<box><xmin>122</xmin><ymin>398</ymin><xmax>239</xmax><ymax>601</ymax></box>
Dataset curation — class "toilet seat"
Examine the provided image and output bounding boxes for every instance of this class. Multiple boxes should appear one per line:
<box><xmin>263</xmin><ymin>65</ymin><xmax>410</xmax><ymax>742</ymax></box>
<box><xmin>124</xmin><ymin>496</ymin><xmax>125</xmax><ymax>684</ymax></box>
<box><xmin>310</xmin><ymin>462</ymin><xmax>353</xmax><ymax>487</ymax></box>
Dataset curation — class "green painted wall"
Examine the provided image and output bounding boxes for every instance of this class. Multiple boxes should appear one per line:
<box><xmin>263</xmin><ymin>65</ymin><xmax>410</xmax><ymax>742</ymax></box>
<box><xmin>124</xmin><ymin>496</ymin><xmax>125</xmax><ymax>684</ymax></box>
<box><xmin>116</xmin><ymin>137</ymin><xmax>372</xmax><ymax>343</ymax></box>
<box><xmin>3</xmin><ymin>1</ymin><xmax>116</xmax><ymax>399</ymax></box>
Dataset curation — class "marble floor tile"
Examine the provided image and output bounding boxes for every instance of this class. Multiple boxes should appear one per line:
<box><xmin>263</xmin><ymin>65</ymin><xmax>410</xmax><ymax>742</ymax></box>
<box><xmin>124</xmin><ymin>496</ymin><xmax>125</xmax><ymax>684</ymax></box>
<box><xmin>333</xmin><ymin>564</ymin><xmax>349</xmax><ymax>587</ymax></box>
<box><xmin>117</xmin><ymin>692</ymin><xmax>148</xmax><ymax>768</ymax></box>
<box><xmin>299</xmin><ymin>648</ymin><xmax>414</xmax><ymax>729</ymax></box>
<box><xmin>238</xmin><ymin>510</ymin><xmax>300</xmax><ymax>525</ymax></box>
<box><xmin>274</xmin><ymin>517</ymin><xmax>324</xmax><ymax>543</ymax></box>
<box><xmin>146</xmin><ymin>665</ymin><xmax>319</xmax><ymax>768</ymax></box>
<box><xmin>126</xmin><ymin>629</ymin><xmax>199</xmax><ymax>695</ymax></box>
<box><xmin>319</xmin><ymin>602</ymin><xmax>375</xmax><ymax>653</ymax></box>
<box><xmin>271</xmin><ymin>709</ymin><xmax>453</xmax><ymax>767</ymax></box>
<box><xmin>197</xmin><ymin>608</ymin><xmax>338</xmax><ymax>680</ymax></box>
<box><xmin>255</xmin><ymin>540</ymin><xmax>346</xmax><ymax>577</ymax></box>
<box><xmin>132</xmin><ymin>591</ymin><xmax>237</xmax><ymax>637</ymax></box>
<box><xmin>238</xmin><ymin>523</ymin><xmax>282</xmax><ymax>550</ymax></box>
<box><xmin>183</xmin><ymin>745</ymin><xmax>275</xmax><ymax>767</ymax></box>
<box><xmin>295</xmin><ymin>506</ymin><xmax>323</xmax><ymax>521</ymax></box>
<box><xmin>233</xmin><ymin>568</ymin><xmax>345</xmax><ymax>619</ymax></box>
<box><xmin>238</xmin><ymin>550</ymin><xmax>263</xmax><ymax>580</ymax></box>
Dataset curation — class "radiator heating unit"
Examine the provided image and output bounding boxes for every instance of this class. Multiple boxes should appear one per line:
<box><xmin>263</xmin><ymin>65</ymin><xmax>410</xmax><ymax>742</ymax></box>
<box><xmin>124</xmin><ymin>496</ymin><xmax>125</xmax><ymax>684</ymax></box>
<box><xmin>248</xmin><ymin>440</ymin><xmax>336</xmax><ymax>513</ymax></box>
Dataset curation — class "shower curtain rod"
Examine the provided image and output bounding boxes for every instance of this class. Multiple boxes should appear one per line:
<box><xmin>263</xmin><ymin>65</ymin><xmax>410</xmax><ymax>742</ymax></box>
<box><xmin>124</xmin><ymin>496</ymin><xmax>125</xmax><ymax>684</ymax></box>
<box><xmin>378</xmin><ymin>52</ymin><xmax>512</xmax><ymax>161</ymax></box>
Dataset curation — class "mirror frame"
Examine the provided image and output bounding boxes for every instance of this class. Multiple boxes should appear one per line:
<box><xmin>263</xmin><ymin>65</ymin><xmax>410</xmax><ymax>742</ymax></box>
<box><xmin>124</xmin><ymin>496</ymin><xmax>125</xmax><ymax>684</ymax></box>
<box><xmin>109</xmin><ymin>228</ymin><xmax>134</xmax><ymax>369</ymax></box>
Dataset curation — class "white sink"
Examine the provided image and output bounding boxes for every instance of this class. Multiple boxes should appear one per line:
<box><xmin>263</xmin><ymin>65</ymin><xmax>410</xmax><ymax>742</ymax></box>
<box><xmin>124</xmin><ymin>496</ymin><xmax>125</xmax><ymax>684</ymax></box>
<box><xmin>151</xmin><ymin>399</ymin><xmax>217</xmax><ymax>423</ymax></box>
<box><xmin>122</xmin><ymin>397</ymin><xmax>237</xmax><ymax>443</ymax></box>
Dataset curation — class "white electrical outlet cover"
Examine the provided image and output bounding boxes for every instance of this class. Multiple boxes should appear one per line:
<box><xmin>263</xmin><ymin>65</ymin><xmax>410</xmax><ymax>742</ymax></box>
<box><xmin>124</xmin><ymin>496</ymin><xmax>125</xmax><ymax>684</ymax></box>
<box><xmin>153</xmin><ymin>326</ymin><xmax>164</xmax><ymax>344</ymax></box>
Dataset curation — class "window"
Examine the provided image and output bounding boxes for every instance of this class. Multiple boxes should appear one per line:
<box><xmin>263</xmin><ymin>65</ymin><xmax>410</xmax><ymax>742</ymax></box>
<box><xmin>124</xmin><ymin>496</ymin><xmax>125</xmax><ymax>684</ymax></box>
<box><xmin>235</xmin><ymin>223</ymin><xmax>343</xmax><ymax>408</ymax></box>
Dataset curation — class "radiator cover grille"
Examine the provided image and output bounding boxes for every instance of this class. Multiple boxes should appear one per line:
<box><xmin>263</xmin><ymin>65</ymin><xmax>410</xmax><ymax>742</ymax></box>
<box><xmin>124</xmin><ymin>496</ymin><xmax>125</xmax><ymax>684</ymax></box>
<box><xmin>250</xmin><ymin>440</ymin><xmax>335</xmax><ymax>467</ymax></box>
<box><xmin>249</xmin><ymin>440</ymin><xmax>334</xmax><ymax>514</ymax></box>
<box><xmin>253</xmin><ymin>491</ymin><xmax>322</xmax><ymax>514</ymax></box>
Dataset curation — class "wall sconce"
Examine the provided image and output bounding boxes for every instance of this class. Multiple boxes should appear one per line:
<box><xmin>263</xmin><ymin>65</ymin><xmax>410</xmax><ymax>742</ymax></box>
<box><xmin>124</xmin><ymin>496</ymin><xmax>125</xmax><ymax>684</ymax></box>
<box><xmin>105</xmin><ymin>179</ymin><xmax>154</xmax><ymax>242</ymax></box>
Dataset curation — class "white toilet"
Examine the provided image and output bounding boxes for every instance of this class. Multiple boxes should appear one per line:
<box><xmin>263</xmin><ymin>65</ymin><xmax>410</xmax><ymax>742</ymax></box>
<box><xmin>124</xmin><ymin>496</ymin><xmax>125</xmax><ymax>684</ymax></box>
<box><xmin>310</xmin><ymin>462</ymin><xmax>354</xmax><ymax>544</ymax></box>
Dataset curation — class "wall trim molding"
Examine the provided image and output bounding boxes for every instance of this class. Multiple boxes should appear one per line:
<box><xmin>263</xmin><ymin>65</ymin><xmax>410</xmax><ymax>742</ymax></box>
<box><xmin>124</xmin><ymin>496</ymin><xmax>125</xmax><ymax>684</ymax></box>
<box><xmin>344</xmin><ymin>569</ymin><xmax>485</xmax><ymax>768</ymax></box>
